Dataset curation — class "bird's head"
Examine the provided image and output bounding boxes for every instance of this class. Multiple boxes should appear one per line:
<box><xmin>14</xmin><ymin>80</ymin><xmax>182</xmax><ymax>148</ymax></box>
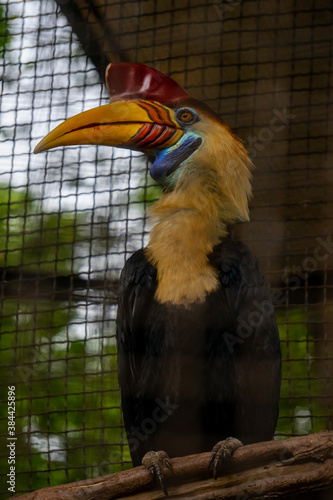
<box><xmin>35</xmin><ymin>63</ymin><xmax>253</xmax><ymax>222</ymax></box>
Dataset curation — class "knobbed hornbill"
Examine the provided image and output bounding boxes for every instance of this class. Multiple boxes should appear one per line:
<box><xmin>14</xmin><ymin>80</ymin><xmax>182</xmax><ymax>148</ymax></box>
<box><xmin>35</xmin><ymin>62</ymin><xmax>281</xmax><ymax>494</ymax></box>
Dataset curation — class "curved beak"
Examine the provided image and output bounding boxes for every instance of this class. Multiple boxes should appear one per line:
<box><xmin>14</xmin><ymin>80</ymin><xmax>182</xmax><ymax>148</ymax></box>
<box><xmin>34</xmin><ymin>100</ymin><xmax>183</xmax><ymax>154</ymax></box>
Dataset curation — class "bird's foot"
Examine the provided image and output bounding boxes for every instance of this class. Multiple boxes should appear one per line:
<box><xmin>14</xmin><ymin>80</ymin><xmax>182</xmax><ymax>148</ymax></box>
<box><xmin>142</xmin><ymin>450</ymin><xmax>174</xmax><ymax>496</ymax></box>
<box><xmin>208</xmin><ymin>437</ymin><xmax>243</xmax><ymax>479</ymax></box>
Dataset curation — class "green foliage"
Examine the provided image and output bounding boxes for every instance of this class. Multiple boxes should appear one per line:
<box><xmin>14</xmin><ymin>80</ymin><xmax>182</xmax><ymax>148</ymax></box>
<box><xmin>0</xmin><ymin>3</ymin><xmax>13</xmax><ymax>59</ymax></box>
<box><xmin>130</xmin><ymin>181</ymin><xmax>163</xmax><ymax>208</ymax></box>
<box><xmin>275</xmin><ymin>307</ymin><xmax>330</xmax><ymax>438</ymax></box>
<box><xmin>0</xmin><ymin>303</ymin><xmax>131</xmax><ymax>494</ymax></box>
<box><xmin>0</xmin><ymin>186</ymin><xmax>131</xmax><ymax>496</ymax></box>
<box><xmin>0</xmin><ymin>186</ymin><xmax>90</xmax><ymax>274</ymax></box>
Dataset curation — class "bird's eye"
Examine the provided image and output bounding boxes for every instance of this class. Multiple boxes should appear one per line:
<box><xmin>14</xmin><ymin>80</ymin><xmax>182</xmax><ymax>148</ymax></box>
<box><xmin>176</xmin><ymin>107</ymin><xmax>198</xmax><ymax>125</ymax></box>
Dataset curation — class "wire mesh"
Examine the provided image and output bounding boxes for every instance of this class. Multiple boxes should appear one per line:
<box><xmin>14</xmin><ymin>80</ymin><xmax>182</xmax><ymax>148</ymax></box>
<box><xmin>0</xmin><ymin>0</ymin><xmax>332</xmax><ymax>497</ymax></box>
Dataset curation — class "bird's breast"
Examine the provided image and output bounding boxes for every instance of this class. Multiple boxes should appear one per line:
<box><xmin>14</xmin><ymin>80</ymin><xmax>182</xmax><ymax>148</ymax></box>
<box><xmin>145</xmin><ymin>207</ymin><xmax>224</xmax><ymax>306</ymax></box>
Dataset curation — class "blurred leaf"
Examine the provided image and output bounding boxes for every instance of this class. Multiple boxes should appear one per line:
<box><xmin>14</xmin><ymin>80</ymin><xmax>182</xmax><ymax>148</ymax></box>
<box><xmin>275</xmin><ymin>307</ymin><xmax>328</xmax><ymax>438</ymax></box>
<box><xmin>130</xmin><ymin>181</ymin><xmax>163</xmax><ymax>208</ymax></box>
<box><xmin>0</xmin><ymin>3</ymin><xmax>13</xmax><ymax>58</ymax></box>
<box><xmin>0</xmin><ymin>185</ymin><xmax>90</xmax><ymax>274</ymax></box>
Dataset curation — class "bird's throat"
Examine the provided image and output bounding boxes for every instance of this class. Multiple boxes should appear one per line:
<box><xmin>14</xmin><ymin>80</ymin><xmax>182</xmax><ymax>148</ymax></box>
<box><xmin>145</xmin><ymin>181</ymin><xmax>228</xmax><ymax>306</ymax></box>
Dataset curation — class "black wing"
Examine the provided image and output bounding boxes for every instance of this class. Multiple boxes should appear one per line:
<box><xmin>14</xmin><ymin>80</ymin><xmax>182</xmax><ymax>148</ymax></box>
<box><xmin>116</xmin><ymin>241</ymin><xmax>281</xmax><ymax>465</ymax></box>
<box><xmin>204</xmin><ymin>240</ymin><xmax>281</xmax><ymax>444</ymax></box>
<box><xmin>116</xmin><ymin>249</ymin><xmax>161</xmax><ymax>466</ymax></box>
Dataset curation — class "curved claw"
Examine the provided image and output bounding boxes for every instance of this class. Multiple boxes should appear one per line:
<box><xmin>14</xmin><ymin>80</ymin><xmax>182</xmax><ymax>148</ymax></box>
<box><xmin>208</xmin><ymin>437</ymin><xmax>243</xmax><ymax>479</ymax></box>
<box><xmin>142</xmin><ymin>450</ymin><xmax>174</xmax><ymax>496</ymax></box>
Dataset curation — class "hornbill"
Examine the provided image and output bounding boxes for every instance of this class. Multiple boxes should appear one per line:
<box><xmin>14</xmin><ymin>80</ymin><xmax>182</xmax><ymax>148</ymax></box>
<box><xmin>35</xmin><ymin>63</ymin><xmax>281</xmax><ymax>494</ymax></box>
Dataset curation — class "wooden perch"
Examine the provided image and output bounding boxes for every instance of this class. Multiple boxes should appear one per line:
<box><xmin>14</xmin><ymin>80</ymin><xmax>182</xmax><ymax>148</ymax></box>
<box><xmin>15</xmin><ymin>431</ymin><xmax>333</xmax><ymax>499</ymax></box>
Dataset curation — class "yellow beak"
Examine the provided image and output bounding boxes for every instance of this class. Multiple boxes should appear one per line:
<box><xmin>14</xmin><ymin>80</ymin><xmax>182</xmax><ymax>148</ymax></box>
<box><xmin>34</xmin><ymin>100</ymin><xmax>183</xmax><ymax>154</ymax></box>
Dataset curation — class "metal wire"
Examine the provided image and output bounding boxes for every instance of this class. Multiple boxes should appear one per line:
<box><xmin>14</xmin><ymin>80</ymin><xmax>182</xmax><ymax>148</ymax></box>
<box><xmin>0</xmin><ymin>0</ymin><xmax>332</xmax><ymax>497</ymax></box>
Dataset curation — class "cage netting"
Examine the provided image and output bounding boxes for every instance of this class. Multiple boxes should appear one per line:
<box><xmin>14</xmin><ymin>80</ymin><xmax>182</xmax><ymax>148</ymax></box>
<box><xmin>0</xmin><ymin>0</ymin><xmax>332</xmax><ymax>497</ymax></box>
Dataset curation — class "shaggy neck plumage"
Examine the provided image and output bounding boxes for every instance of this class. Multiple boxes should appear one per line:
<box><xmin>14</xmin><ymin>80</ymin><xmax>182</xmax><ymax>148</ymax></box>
<box><xmin>145</xmin><ymin>129</ymin><xmax>253</xmax><ymax>306</ymax></box>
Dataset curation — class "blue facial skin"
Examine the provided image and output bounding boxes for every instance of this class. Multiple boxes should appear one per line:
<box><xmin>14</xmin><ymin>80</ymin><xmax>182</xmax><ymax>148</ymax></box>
<box><xmin>150</xmin><ymin>132</ymin><xmax>202</xmax><ymax>184</ymax></box>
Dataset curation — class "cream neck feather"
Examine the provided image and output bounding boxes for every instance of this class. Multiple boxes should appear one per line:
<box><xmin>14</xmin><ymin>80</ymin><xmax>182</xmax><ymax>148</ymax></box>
<box><xmin>145</xmin><ymin>124</ymin><xmax>253</xmax><ymax>306</ymax></box>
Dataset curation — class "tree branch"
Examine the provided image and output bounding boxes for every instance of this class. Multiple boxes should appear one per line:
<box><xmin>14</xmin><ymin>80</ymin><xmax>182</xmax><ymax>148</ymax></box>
<box><xmin>15</xmin><ymin>431</ymin><xmax>333</xmax><ymax>499</ymax></box>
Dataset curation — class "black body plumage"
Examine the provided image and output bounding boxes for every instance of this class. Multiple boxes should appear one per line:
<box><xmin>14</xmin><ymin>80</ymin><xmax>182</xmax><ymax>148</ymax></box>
<box><xmin>116</xmin><ymin>239</ymin><xmax>281</xmax><ymax>467</ymax></box>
